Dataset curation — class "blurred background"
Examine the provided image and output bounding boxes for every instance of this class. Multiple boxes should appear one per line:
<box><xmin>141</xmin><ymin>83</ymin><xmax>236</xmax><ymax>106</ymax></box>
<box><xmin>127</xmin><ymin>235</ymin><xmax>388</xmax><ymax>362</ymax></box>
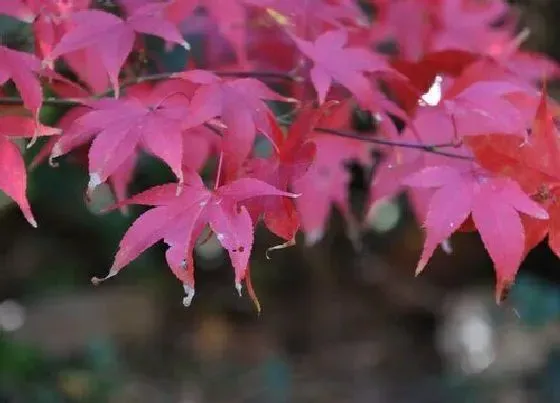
<box><xmin>2</xmin><ymin>1</ymin><xmax>560</xmax><ymax>402</ymax></box>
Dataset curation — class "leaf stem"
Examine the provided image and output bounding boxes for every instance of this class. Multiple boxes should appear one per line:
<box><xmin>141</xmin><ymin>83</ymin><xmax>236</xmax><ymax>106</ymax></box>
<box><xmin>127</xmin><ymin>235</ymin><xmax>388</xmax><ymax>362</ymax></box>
<box><xmin>215</xmin><ymin>150</ymin><xmax>224</xmax><ymax>189</ymax></box>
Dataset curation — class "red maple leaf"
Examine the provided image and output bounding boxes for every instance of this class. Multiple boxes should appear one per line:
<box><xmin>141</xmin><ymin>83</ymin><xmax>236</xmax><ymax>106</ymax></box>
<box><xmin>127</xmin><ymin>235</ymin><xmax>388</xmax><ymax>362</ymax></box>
<box><xmin>370</xmin><ymin>0</ymin><xmax>437</xmax><ymax>61</ymax></box>
<box><xmin>44</xmin><ymin>79</ymin><xmax>218</xmax><ymax>204</ymax></box>
<box><xmin>130</xmin><ymin>0</ymin><xmax>252</xmax><ymax>65</ymax></box>
<box><xmin>468</xmin><ymin>88</ymin><xmax>560</xmax><ymax>189</ymax></box>
<box><xmin>369</xmin><ymin>105</ymin><xmax>472</xmax><ymax>224</ymax></box>
<box><xmin>370</xmin><ymin>0</ymin><xmax>509</xmax><ymax>60</ymax></box>
<box><xmin>291</xmin><ymin>102</ymin><xmax>372</xmax><ymax>244</ymax></box>
<box><xmin>50</xmin><ymin>88</ymin><xmax>192</xmax><ymax>193</ymax></box>
<box><xmin>388</xmin><ymin>50</ymin><xmax>478</xmax><ymax>114</ymax></box>
<box><xmin>468</xmin><ymin>85</ymin><xmax>560</xmax><ymax>257</ymax></box>
<box><xmin>94</xmin><ymin>170</ymin><xmax>298</xmax><ymax>305</ymax></box>
<box><xmin>242</xmin><ymin>102</ymin><xmax>335</xmax><ymax>241</ymax></box>
<box><xmin>369</xmin><ymin>58</ymin><xmax>534</xmax><ymax>223</ymax></box>
<box><xmin>253</xmin><ymin>0</ymin><xmax>365</xmax><ymax>36</ymax></box>
<box><xmin>46</xmin><ymin>4</ymin><xmax>190</xmax><ymax>96</ymax></box>
<box><xmin>190</xmin><ymin>0</ymin><xmax>250</xmax><ymax>66</ymax></box>
<box><xmin>0</xmin><ymin>115</ymin><xmax>60</xmax><ymax>227</ymax></box>
<box><xmin>404</xmin><ymin>164</ymin><xmax>548</xmax><ymax>302</ymax></box>
<box><xmin>0</xmin><ymin>46</ymin><xmax>44</xmax><ymax>120</ymax></box>
<box><xmin>1</xmin><ymin>1</ymin><xmax>112</xmax><ymax>94</ymax></box>
<box><xmin>0</xmin><ymin>0</ymin><xmax>34</xmax><ymax>22</ymax></box>
<box><xmin>430</xmin><ymin>0</ymin><xmax>510</xmax><ymax>54</ymax></box>
<box><xmin>174</xmin><ymin>69</ymin><xmax>295</xmax><ymax>176</ymax></box>
<box><xmin>290</xmin><ymin>29</ymin><xmax>391</xmax><ymax>106</ymax></box>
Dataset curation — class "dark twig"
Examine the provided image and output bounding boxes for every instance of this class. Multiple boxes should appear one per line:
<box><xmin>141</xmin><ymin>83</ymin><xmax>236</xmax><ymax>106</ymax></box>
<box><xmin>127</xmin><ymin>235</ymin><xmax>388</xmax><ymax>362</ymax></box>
<box><xmin>117</xmin><ymin>70</ymin><xmax>296</xmax><ymax>92</ymax></box>
<box><xmin>315</xmin><ymin>127</ymin><xmax>472</xmax><ymax>160</ymax></box>
<box><xmin>0</xmin><ymin>69</ymin><xmax>295</xmax><ymax>106</ymax></box>
<box><xmin>0</xmin><ymin>96</ymin><xmax>82</xmax><ymax>107</ymax></box>
<box><xmin>0</xmin><ymin>67</ymin><xmax>471</xmax><ymax>161</ymax></box>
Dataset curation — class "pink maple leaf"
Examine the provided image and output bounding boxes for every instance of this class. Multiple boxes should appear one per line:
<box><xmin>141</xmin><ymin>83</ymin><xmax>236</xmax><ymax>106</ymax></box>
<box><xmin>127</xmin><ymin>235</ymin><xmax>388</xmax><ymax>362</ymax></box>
<box><xmin>0</xmin><ymin>46</ymin><xmax>43</xmax><ymax>120</ymax></box>
<box><xmin>404</xmin><ymin>164</ymin><xmax>548</xmax><ymax>301</ymax></box>
<box><xmin>46</xmin><ymin>4</ymin><xmax>190</xmax><ymax>97</ymax></box>
<box><xmin>293</xmin><ymin>135</ymin><xmax>371</xmax><ymax>245</ymax></box>
<box><xmin>50</xmin><ymin>90</ymin><xmax>191</xmax><ymax>193</ymax></box>
<box><xmin>251</xmin><ymin>0</ymin><xmax>366</xmax><ymax>36</ymax></box>
<box><xmin>370</xmin><ymin>0</ymin><xmax>436</xmax><ymax>61</ymax></box>
<box><xmin>174</xmin><ymin>69</ymin><xmax>295</xmax><ymax>176</ymax></box>
<box><xmin>0</xmin><ymin>115</ymin><xmax>60</xmax><ymax>227</ymax></box>
<box><xmin>242</xmin><ymin>103</ymin><xmax>334</xmax><ymax>241</ymax></box>
<box><xmin>0</xmin><ymin>1</ymin><xmax>107</xmax><ymax>94</ymax></box>
<box><xmin>431</xmin><ymin>0</ymin><xmax>510</xmax><ymax>54</ymax></box>
<box><xmin>290</xmin><ymin>29</ymin><xmax>391</xmax><ymax>106</ymax></box>
<box><xmin>95</xmin><ymin>170</ymin><xmax>298</xmax><ymax>305</ymax></box>
<box><xmin>0</xmin><ymin>0</ymin><xmax>34</xmax><ymax>22</ymax></box>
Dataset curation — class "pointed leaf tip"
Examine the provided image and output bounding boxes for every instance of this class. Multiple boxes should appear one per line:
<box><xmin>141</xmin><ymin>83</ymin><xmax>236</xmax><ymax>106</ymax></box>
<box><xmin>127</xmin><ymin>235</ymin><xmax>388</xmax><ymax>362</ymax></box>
<box><xmin>181</xmin><ymin>40</ymin><xmax>191</xmax><ymax>51</ymax></box>
<box><xmin>27</xmin><ymin>214</ymin><xmax>37</xmax><ymax>228</ymax></box>
<box><xmin>27</xmin><ymin>217</ymin><xmax>38</xmax><ymax>228</ymax></box>
<box><xmin>235</xmin><ymin>281</ymin><xmax>242</xmax><ymax>297</ymax></box>
<box><xmin>495</xmin><ymin>278</ymin><xmax>513</xmax><ymax>305</ymax></box>
<box><xmin>415</xmin><ymin>259</ymin><xmax>427</xmax><ymax>276</ymax></box>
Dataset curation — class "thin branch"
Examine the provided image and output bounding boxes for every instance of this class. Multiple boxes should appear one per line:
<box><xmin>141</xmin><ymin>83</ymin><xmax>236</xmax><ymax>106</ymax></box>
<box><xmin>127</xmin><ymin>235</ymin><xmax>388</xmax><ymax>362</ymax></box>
<box><xmin>118</xmin><ymin>70</ymin><xmax>295</xmax><ymax>91</ymax></box>
<box><xmin>0</xmin><ymin>69</ymin><xmax>295</xmax><ymax>107</ymax></box>
<box><xmin>0</xmin><ymin>95</ymin><xmax>472</xmax><ymax>160</ymax></box>
<box><xmin>315</xmin><ymin>127</ymin><xmax>473</xmax><ymax>160</ymax></box>
<box><xmin>0</xmin><ymin>96</ymin><xmax>82</xmax><ymax>107</ymax></box>
<box><xmin>219</xmin><ymin>70</ymin><xmax>296</xmax><ymax>80</ymax></box>
<box><xmin>38</xmin><ymin>70</ymin><xmax>294</xmax><ymax>100</ymax></box>
<box><xmin>0</xmin><ymin>67</ymin><xmax>470</xmax><ymax>161</ymax></box>
<box><xmin>215</xmin><ymin>150</ymin><xmax>224</xmax><ymax>189</ymax></box>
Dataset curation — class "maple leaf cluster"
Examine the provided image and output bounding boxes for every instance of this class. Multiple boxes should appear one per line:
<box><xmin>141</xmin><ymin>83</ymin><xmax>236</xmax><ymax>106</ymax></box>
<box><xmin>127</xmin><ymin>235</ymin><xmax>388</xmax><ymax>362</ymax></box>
<box><xmin>1</xmin><ymin>0</ymin><xmax>559</xmax><ymax>307</ymax></box>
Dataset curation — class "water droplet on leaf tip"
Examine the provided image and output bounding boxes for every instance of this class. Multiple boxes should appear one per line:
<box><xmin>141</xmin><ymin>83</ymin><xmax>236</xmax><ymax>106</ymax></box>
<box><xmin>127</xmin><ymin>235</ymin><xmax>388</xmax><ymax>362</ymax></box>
<box><xmin>91</xmin><ymin>277</ymin><xmax>102</xmax><ymax>286</ymax></box>
<box><xmin>182</xmin><ymin>285</ymin><xmax>195</xmax><ymax>307</ymax></box>
<box><xmin>88</xmin><ymin>173</ymin><xmax>102</xmax><ymax>190</ymax></box>
<box><xmin>305</xmin><ymin>229</ymin><xmax>323</xmax><ymax>246</ymax></box>
<box><xmin>28</xmin><ymin>216</ymin><xmax>38</xmax><ymax>228</ymax></box>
